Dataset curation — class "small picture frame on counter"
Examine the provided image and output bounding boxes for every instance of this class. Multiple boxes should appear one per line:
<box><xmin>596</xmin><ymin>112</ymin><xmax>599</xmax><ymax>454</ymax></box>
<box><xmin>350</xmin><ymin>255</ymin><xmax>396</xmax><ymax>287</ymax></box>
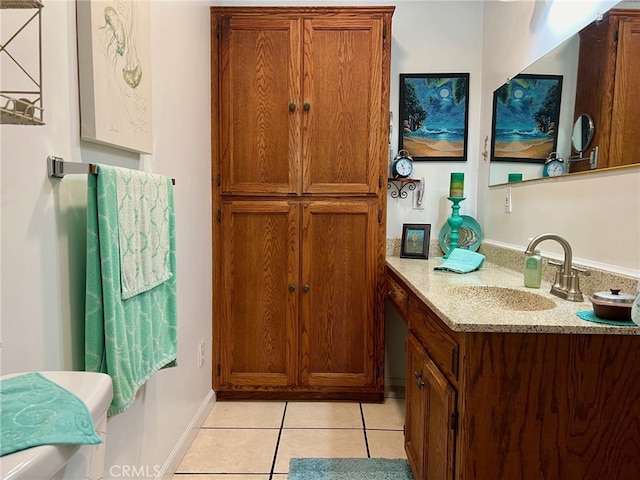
<box><xmin>400</xmin><ymin>223</ymin><xmax>431</xmax><ymax>259</ymax></box>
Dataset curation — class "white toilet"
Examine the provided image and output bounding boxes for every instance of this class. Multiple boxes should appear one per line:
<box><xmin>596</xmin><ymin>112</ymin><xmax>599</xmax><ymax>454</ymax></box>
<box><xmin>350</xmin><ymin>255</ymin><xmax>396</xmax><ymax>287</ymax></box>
<box><xmin>1</xmin><ymin>371</ymin><xmax>113</xmax><ymax>480</ymax></box>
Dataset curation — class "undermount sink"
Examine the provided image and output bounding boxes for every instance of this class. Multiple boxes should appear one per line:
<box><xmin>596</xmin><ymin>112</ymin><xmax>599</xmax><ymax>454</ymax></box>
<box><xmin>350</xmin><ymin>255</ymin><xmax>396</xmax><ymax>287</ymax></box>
<box><xmin>450</xmin><ymin>286</ymin><xmax>557</xmax><ymax>311</ymax></box>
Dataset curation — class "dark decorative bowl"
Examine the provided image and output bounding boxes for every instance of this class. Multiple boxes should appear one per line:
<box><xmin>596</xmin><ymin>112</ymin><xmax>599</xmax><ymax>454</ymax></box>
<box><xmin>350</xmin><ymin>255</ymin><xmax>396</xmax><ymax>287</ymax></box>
<box><xmin>589</xmin><ymin>289</ymin><xmax>634</xmax><ymax>321</ymax></box>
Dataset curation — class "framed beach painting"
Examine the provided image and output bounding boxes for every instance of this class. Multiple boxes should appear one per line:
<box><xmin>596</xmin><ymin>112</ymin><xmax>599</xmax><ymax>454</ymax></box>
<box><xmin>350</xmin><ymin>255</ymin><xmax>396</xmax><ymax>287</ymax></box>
<box><xmin>399</xmin><ymin>73</ymin><xmax>469</xmax><ymax>161</ymax></box>
<box><xmin>490</xmin><ymin>74</ymin><xmax>563</xmax><ymax>163</ymax></box>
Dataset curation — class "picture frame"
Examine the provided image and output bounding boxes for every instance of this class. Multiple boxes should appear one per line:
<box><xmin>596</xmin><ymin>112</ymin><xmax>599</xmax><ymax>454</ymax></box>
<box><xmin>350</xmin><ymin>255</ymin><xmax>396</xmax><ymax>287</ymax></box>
<box><xmin>490</xmin><ymin>74</ymin><xmax>563</xmax><ymax>163</ymax></box>
<box><xmin>400</xmin><ymin>223</ymin><xmax>431</xmax><ymax>259</ymax></box>
<box><xmin>399</xmin><ymin>73</ymin><xmax>469</xmax><ymax>161</ymax></box>
<box><xmin>76</xmin><ymin>0</ymin><xmax>153</xmax><ymax>154</ymax></box>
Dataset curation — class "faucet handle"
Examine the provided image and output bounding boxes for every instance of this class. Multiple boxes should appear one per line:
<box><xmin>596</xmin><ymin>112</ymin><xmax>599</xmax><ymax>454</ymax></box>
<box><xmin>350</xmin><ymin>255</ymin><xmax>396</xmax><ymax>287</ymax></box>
<box><xmin>571</xmin><ymin>265</ymin><xmax>590</xmax><ymax>276</ymax></box>
<box><xmin>548</xmin><ymin>259</ymin><xmax>564</xmax><ymax>271</ymax></box>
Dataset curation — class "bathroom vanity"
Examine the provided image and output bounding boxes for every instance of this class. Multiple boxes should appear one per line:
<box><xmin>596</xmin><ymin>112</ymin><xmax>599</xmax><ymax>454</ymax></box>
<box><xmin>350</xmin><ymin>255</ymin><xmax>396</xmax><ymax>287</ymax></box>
<box><xmin>387</xmin><ymin>256</ymin><xmax>640</xmax><ymax>480</ymax></box>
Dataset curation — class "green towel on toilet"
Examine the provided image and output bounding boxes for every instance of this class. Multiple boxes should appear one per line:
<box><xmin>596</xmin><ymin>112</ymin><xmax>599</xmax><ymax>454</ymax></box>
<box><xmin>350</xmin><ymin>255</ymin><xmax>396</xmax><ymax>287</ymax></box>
<box><xmin>85</xmin><ymin>165</ymin><xmax>177</xmax><ymax>416</ymax></box>
<box><xmin>0</xmin><ymin>373</ymin><xmax>101</xmax><ymax>456</ymax></box>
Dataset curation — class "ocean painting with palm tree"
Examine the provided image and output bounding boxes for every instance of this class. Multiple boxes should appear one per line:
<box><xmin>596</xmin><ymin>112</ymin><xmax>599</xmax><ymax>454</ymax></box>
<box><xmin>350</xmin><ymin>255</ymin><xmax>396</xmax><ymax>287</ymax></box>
<box><xmin>490</xmin><ymin>74</ymin><xmax>563</xmax><ymax>163</ymax></box>
<box><xmin>399</xmin><ymin>73</ymin><xmax>469</xmax><ymax>161</ymax></box>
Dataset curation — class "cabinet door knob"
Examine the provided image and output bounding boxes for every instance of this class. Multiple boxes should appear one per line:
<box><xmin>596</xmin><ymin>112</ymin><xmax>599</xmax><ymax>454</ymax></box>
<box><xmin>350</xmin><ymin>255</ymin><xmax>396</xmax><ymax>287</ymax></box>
<box><xmin>288</xmin><ymin>284</ymin><xmax>296</xmax><ymax>292</ymax></box>
<box><xmin>303</xmin><ymin>284</ymin><xmax>310</xmax><ymax>292</ymax></box>
<box><xmin>289</xmin><ymin>103</ymin><xmax>296</xmax><ymax>111</ymax></box>
<box><xmin>303</xmin><ymin>102</ymin><xmax>311</xmax><ymax>111</ymax></box>
<box><xmin>388</xmin><ymin>290</ymin><xmax>395</xmax><ymax>297</ymax></box>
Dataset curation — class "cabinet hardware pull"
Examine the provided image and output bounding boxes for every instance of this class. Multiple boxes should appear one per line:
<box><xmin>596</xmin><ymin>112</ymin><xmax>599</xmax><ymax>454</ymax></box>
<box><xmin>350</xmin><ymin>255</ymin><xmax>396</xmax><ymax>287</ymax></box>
<box><xmin>303</xmin><ymin>284</ymin><xmax>310</xmax><ymax>292</ymax></box>
<box><xmin>303</xmin><ymin>102</ymin><xmax>311</xmax><ymax>111</ymax></box>
<box><xmin>288</xmin><ymin>284</ymin><xmax>296</xmax><ymax>292</ymax></box>
<box><xmin>289</xmin><ymin>103</ymin><xmax>296</xmax><ymax>111</ymax></box>
<box><xmin>388</xmin><ymin>290</ymin><xmax>395</xmax><ymax>297</ymax></box>
<box><xmin>414</xmin><ymin>371</ymin><xmax>424</xmax><ymax>389</ymax></box>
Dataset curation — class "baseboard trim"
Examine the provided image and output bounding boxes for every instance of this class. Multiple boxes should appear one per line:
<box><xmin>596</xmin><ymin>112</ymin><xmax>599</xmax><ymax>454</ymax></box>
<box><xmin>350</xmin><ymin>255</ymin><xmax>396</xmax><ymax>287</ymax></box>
<box><xmin>155</xmin><ymin>389</ymin><xmax>216</xmax><ymax>480</ymax></box>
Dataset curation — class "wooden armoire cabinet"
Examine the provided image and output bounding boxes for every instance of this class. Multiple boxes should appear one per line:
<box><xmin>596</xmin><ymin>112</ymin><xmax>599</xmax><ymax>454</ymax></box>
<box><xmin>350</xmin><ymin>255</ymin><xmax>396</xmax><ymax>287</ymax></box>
<box><xmin>211</xmin><ymin>6</ymin><xmax>394</xmax><ymax>400</ymax></box>
<box><xmin>571</xmin><ymin>9</ymin><xmax>640</xmax><ymax>172</ymax></box>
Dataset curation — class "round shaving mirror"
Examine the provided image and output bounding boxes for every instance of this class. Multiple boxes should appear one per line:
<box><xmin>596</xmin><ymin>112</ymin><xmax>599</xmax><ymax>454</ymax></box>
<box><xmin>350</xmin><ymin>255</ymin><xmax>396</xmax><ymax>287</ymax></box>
<box><xmin>571</xmin><ymin>114</ymin><xmax>595</xmax><ymax>154</ymax></box>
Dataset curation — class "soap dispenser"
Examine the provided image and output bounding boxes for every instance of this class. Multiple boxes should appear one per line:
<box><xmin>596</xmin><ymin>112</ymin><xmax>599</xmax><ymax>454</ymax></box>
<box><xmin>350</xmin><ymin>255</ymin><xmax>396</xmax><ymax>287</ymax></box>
<box><xmin>524</xmin><ymin>249</ymin><xmax>542</xmax><ymax>288</ymax></box>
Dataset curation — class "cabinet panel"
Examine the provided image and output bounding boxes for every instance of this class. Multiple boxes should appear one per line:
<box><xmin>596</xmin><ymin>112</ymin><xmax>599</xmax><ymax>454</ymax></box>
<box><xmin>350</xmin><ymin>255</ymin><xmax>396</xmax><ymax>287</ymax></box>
<box><xmin>405</xmin><ymin>333</ymin><xmax>427</xmax><ymax>480</ymax></box>
<box><xmin>572</xmin><ymin>10</ymin><xmax>640</xmax><ymax>171</ymax></box>
<box><xmin>216</xmin><ymin>201</ymin><xmax>299</xmax><ymax>388</ymax></box>
<box><xmin>302</xmin><ymin>17</ymin><xmax>384</xmax><ymax>194</ymax></box>
<box><xmin>610</xmin><ymin>17</ymin><xmax>640</xmax><ymax>167</ymax></box>
<box><xmin>423</xmin><ymin>355</ymin><xmax>456</xmax><ymax>480</ymax></box>
<box><xmin>387</xmin><ymin>271</ymin><xmax>409</xmax><ymax>319</ymax></box>
<box><xmin>299</xmin><ymin>200</ymin><xmax>379</xmax><ymax>387</ymax></box>
<box><xmin>408</xmin><ymin>298</ymin><xmax>459</xmax><ymax>385</ymax></box>
<box><xmin>406</xmin><ymin>332</ymin><xmax>457</xmax><ymax>480</ymax></box>
<box><xmin>218</xmin><ymin>16</ymin><xmax>301</xmax><ymax>195</ymax></box>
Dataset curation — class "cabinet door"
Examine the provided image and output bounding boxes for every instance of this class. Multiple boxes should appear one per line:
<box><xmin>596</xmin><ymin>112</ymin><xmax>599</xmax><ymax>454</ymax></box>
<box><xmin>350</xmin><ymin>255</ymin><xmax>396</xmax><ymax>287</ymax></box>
<box><xmin>423</xmin><ymin>350</ymin><xmax>457</xmax><ymax>480</ymax></box>
<box><xmin>572</xmin><ymin>16</ymin><xmax>616</xmax><ymax>173</ymax></box>
<box><xmin>301</xmin><ymin>16</ymin><xmax>386</xmax><ymax>195</ymax></box>
<box><xmin>405</xmin><ymin>332</ymin><xmax>457</xmax><ymax>480</ymax></box>
<box><xmin>405</xmin><ymin>333</ymin><xmax>427</xmax><ymax>480</ymax></box>
<box><xmin>609</xmin><ymin>16</ymin><xmax>640</xmax><ymax>167</ymax></box>
<box><xmin>216</xmin><ymin>200</ymin><xmax>299</xmax><ymax>388</ymax></box>
<box><xmin>299</xmin><ymin>200</ymin><xmax>379</xmax><ymax>387</ymax></box>
<box><xmin>217</xmin><ymin>15</ymin><xmax>301</xmax><ymax>195</ymax></box>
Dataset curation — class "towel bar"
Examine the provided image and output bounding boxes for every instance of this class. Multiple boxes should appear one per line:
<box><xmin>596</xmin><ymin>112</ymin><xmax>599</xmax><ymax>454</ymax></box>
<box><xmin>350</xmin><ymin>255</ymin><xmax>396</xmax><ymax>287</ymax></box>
<box><xmin>47</xmin><ymin>156</ymin><xmax>176</xmax><ymax>185</ymax></box>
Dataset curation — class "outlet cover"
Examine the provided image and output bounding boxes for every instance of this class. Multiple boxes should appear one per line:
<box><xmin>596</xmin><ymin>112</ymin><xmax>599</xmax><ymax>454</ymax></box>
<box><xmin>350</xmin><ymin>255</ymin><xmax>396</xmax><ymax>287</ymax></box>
<box><xmin>198</xmin><ymin>341</ymin><xmax>205</xmax><ymax>368</ymax></box>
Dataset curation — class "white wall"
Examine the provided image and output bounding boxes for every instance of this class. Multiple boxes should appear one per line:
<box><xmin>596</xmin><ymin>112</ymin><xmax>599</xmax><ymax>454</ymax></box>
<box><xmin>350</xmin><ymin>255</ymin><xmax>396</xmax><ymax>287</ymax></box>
<box><xmin>2</xmin><ymin>0</ymin><xmax>638</xmax><ymax>477</ymax></box>
<box><xmin>0</xmin><ymin>0</ymin><xmax>213</xmax><ymax>476</ymax></box>
<box><xmin>478</xmin><ymin>0</ymin><xmax>640</xmax><ymax>277</ymax></box>
<box><xmin>387</xmin><ymin>1</ymin><xmax>484</xmax><ymax>240</ymax></box>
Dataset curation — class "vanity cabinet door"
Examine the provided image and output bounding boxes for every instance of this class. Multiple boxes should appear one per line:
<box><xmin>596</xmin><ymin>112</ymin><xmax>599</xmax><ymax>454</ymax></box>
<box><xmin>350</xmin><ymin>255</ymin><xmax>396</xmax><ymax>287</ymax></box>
<box><xmin>405</xmin><ymin>333</ymin><xmax>428</xmax><ymax>480</ymax></box>
<box><xmin>405</xmin><ymin>332</ymin><xmax>457</xmax><ymax>480</ymax></box>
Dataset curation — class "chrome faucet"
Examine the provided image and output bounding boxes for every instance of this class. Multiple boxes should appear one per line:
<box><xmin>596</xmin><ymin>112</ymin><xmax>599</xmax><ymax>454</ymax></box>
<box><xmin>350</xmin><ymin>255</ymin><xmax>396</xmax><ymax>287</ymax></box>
<box><xmin>525</xmin><ymin>233</ymin><xmax>587</xmax><ymax>302</ymax></box>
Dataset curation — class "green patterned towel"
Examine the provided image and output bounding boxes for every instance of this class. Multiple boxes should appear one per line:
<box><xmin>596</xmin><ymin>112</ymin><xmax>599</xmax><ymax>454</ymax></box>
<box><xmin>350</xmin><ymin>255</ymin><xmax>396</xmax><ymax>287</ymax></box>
<box><xmin>85</xmin><ymin>165</ymin><xmax>177</xmax><ymax>416</ymax></box>
<box><xmin>116</xmin><ymin>167</ymin><xmax>173</xmax><ymax>299</ymax></box>
<box><xmin>0</xmin><ymin>373</ymin><xmax>101</xmax><ymax>456</ymax></box>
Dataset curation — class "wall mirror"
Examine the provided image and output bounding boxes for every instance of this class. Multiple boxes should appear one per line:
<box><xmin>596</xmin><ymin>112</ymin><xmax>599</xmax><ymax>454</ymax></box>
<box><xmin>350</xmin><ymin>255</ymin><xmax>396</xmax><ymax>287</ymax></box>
<box><xmin>489</xmin><ymin>1</ymin><xmax>640</xmax><ymax>186</ymax></box>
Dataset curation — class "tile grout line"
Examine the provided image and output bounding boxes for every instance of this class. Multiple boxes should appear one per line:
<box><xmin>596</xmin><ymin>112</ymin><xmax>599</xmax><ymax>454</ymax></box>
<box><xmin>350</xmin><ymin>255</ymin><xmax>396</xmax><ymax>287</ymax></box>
<box><xmin>268</xmin><ymin>401</ymin><xmax>288</xmax><ymax>480</ymax></box>
<box><xmin>360</xmin><ymin>403</ymin><xmax>371</xmax><ymax>458</ymax></box>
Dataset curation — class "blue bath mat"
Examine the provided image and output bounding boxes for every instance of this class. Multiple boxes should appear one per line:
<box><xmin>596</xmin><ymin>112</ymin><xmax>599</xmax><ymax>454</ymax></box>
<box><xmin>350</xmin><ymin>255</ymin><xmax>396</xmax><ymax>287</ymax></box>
<box><xmin>289</xmin><ymin>457</ymin><xmax>414</xmax><ymax>480</ymax></box>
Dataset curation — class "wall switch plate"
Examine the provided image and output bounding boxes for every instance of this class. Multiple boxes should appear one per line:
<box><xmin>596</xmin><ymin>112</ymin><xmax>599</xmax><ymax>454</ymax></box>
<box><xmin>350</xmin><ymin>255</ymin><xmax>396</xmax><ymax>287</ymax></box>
<box><xmin>504</xmin><ymin>187</ymin><xmax>512</xmax><ymax>213</ymax></box>
<box><xmin>412</xmin><ymin>178</ymin><xmax>425</xmax><ymax>210</ymax></box>
<box><xmin>413</xmin><ymin>189</ymin><xmax>424</xmax><ymax>210</ymax></box>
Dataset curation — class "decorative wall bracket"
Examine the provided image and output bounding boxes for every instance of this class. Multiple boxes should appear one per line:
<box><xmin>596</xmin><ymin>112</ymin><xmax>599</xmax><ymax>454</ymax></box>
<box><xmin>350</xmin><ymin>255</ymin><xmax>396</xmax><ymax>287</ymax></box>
<box><xmin>387</xmin><ymin>178</ymin><xmax>420</xmax><ymax>199</ymax></box>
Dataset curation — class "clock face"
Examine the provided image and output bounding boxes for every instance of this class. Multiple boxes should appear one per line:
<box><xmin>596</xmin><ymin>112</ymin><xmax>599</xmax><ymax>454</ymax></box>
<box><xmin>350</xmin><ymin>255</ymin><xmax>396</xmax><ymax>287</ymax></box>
<box><xmin>394</xmin><ymin>158</ymin><xmax>413</xmax><ymax>178</ymax></box>
<box><xmin>544</xmin><ymin>160</ymin><xmax>565</xmax><ymax>177</ymax></box>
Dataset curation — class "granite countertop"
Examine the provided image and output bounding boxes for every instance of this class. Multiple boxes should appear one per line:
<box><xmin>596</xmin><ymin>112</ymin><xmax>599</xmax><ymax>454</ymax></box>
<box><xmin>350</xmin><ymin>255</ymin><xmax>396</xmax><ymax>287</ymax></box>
<box><xmin>387</xmin><ymin>255</ymin><xmax>640</xmax><ymax>336</ymax></box>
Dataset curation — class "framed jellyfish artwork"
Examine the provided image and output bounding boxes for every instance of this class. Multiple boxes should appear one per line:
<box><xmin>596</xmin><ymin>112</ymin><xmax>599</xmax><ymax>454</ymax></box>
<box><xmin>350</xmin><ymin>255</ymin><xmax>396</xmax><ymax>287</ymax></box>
<box><xmin>77</xmin><ymin>0</ymin><xmax>153</xmax><ymax>154</ymax></box>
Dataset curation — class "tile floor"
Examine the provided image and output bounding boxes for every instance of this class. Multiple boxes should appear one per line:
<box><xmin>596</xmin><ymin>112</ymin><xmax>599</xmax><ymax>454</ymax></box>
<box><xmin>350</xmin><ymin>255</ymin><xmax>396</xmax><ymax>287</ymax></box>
<box><xmin>173</xmin><ymin>389</ymin><xmax>406</xmax><ymax>480</ymax></box>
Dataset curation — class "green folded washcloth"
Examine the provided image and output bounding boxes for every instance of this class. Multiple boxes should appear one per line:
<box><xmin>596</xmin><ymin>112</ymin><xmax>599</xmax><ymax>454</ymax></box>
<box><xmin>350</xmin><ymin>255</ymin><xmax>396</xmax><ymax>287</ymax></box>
<box><xmin>434</xmin><ymin>248</ymin><xmax>485</xmax><ymax>274</ymax></box>
<box><xmin>0</xmin><ymin>373</ymin><xmax>101</xmax><ymax>456</ymax></box>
